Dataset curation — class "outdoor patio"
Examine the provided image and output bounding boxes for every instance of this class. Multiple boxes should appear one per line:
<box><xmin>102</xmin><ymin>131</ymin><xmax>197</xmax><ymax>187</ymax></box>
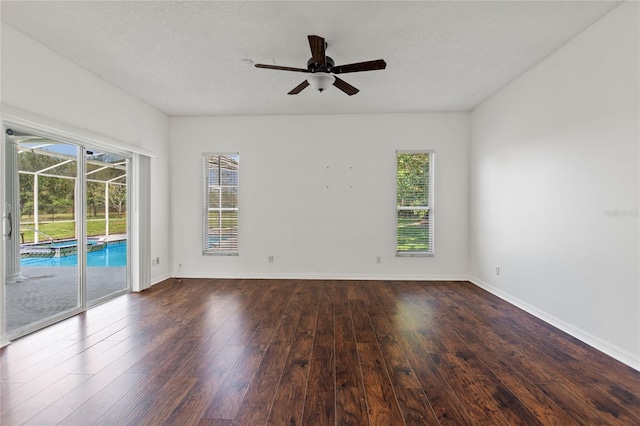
<box><xmin>6</xmin><ymin>265</ymin><xmax>127</xmax><ymax>332</ymax></box>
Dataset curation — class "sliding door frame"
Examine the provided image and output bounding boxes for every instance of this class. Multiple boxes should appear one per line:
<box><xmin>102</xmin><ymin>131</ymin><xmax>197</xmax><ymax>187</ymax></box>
<box><xmin>1</xmin><ymin>106</ymin><xmax>152</xmax><ymax>344</ymax></box>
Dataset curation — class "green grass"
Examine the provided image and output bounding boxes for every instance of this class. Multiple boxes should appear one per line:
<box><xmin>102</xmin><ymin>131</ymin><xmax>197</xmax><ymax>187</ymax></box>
<box><xmin>207</xmin><ymin>211</ymin><xmax>238</xmax><ymax>228</ymax></box>
<box><xmin>21</xmin><ymin>212</ymin><xmax>118</xmax><ymax>222</ymax></box>
<box><xmin>19</xmin><ymin>219</ymin><xmax>127</xmax><ymax>243</ymax></box>
<box><xmin>87</xmin><ymin>219</ymin><xmax>127</xmax><ymax>236</ymax></box>
<box><xmin>397</xmin><ymin>218</ymin><xmax>431</xmax><ymax>252</ymax></box>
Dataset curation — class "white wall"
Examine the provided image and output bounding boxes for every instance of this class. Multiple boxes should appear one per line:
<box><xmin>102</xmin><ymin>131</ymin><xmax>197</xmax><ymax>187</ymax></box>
<box><xmin>170</xmin><ymin>113</ymin><xmax>469</xmax><ymax>280</ymax></box>
<box><xmin>470</xmin><ymin>2</ymin><xmax>639</xmax><ymax>368</ymax></box>
<box><xmin>0</xmin><ymin>24</ymin><xmax>171</xmax><ymax>284</ymax></box>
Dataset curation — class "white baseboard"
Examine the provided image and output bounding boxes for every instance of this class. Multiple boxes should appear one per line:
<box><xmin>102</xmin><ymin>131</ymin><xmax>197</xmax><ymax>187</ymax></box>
<box><xmin>469</xmin><ymin>276</ymin><xmax>640</xmax><ymax>372</ymax></box>
<box><xmin>174</xmin><ymin>272</ymin><xmax>469</xmax><ymax>281</ymax></box>
<box><xmin>150</xmin><ymin>272</ymin><xmax>172</xmax><ymax>286</ymax></box>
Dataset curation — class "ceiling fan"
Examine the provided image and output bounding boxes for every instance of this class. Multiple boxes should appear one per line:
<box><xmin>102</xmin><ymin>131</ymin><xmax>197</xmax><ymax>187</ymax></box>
<box><xmin>254</xmin><ymin>35</ymin><xmax>386</xmax><ymax>96</ymax></box>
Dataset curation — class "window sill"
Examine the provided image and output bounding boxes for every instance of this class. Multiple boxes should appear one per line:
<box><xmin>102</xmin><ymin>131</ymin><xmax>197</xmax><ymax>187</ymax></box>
<box><xmin>396</xmin><ymin>252</ymin><xmax>434</xmax><ymax>258</ymax></box>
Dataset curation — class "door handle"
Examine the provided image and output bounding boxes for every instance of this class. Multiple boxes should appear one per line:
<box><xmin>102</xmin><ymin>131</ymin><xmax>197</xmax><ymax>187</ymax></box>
<box><xmin>3</xmin><ymin>212</ymin><xmax>12</xmax><ymax>239</ymax></box>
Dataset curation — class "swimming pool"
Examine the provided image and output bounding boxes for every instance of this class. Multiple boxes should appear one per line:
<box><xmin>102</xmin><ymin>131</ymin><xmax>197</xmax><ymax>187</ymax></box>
<box><xmin>21</xmin><ymin>238</ymin><xmax>103</xmax><ymax>258</ymax></box>
<box><xmin>20</xmin><ymin>242</ymin><xmax>127</xmax><ymax>267</ymax></box>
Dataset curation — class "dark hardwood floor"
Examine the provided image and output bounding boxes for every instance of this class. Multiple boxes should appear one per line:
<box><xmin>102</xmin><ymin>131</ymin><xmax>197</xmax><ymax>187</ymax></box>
<box><xmin>2</xmin><ymin>279</ymin><xmax>640</xmax><ymax>425</ymax></box>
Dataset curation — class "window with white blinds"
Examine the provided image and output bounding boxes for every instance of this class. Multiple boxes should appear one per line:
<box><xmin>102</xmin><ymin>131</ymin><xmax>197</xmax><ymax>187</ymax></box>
<box><xmin>396</xmin><ymin>151</ymin><xmax>434</xmax><ymax>256</ymax></box>
<box><xmin>203</xmin><ymin>153</ymin><xmax>239</xmax><ymax>255</ymax></box>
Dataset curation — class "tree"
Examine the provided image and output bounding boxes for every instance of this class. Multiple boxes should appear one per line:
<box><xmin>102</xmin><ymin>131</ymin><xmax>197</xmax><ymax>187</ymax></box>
<box><xmin>397</xmin><ymin>153</ymin><xmax>430</xmax><ymax>215</ymax></box>
<box><xmin>39</xmin><ymin>175</ymin><xmax>75</xmax><ymax>220</ymax></box>
<box><xmin>18</xmin><ymin>150</ymin><xmax>77</xmax><ymax>220</ymax></box>
<box><xmin>87</xmin><ymin>181</ymin><xmax>105</xmax><ymax>218</ymax></box>
<box><xmin>19</xmin><ymin>173</ymin><xmax>34</xmax><ymax>220</ymax></box>
<box><xmin>109</xmin><ymin>184</ymin><xmax>127</xmax><ymax>217</ymax></box>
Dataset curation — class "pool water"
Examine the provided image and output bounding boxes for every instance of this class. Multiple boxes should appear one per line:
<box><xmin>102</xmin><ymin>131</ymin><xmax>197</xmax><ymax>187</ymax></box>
<box><xmin>21</xmin><ymin>242</ymin><xmax>127</xmax><ymax>267</ymax></box>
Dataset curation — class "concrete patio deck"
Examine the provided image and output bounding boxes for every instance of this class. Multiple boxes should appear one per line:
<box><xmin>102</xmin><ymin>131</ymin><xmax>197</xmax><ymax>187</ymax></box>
<box><xmin>6</xmin><ymin>265</ymin><xmax>127</xmax><ymax>332</ymax></box>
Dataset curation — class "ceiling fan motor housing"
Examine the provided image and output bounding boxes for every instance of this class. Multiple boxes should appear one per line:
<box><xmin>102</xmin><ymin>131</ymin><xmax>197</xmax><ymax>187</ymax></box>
<box><xmin>307</xmin><ymin>56</ymin><xmax>335</xmax><ymax>73</ymax></box>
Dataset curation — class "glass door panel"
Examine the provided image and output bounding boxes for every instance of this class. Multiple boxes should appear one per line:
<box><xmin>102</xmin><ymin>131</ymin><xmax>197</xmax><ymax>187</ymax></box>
<box><xmin>85</xmin><ymin>148</ymin><xmax>128</xmax><ymax>303</ymax></box>
<box><xmin>5</xmin><ymin>130</ymin><xmax>80</xmax><ymax>335</ymax></box>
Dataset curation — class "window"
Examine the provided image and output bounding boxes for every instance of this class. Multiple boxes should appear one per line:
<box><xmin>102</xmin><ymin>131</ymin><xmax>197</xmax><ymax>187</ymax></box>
<box><xmin>203</xmin><ymin>153</ymin><xmax>239</xmax><ymax>255</ymax></box>
<box><xmin>396</xmin><ymin>151</ymin><xmax>433</xmax><ymax>256</ymax></box>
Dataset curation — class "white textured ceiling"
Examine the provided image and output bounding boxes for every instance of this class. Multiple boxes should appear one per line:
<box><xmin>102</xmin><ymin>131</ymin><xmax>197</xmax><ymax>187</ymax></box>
<box><xmin>1</xmin><ymin>1</ymin><xmax>621</xmax><ymax>116</ymax></box>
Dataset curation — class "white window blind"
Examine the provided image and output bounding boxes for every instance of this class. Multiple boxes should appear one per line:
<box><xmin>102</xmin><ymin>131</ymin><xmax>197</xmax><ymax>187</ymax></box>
<box><xmin>203</xmin><ymin>153</ymin><xmax>239</xmax><ymax>255</ymax></box>
<box><xmin>396</xmin><ymin>151</ymin><xmax>434</xmax><ymax>256</ymax></box>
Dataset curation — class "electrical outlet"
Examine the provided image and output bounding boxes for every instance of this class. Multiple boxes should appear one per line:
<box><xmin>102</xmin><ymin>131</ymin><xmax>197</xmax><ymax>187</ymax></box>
<box><xmin>495</xmin><ymin>266</ymin><xmax>500</xmax><ymax>276</ymax></box>
<box><xmin>376</xmin><ymin>256</ymin><xmax>382</xmax><ymax>264</ymax></box>
<box><xmin>156</xmin><ymin>257</ymin><xmax>160</xmax><ymax>265</ymax></box>
<box><xmin>268</xmin><ymin>255</ymin><xmax>275</xmax><ymax>263</ymax></box>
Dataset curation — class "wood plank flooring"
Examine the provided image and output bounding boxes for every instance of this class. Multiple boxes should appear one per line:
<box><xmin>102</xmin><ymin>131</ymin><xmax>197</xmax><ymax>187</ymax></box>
<box><xmin>2</xmin><ymin>279</ymin><xmax>640</xmax><ymax>425</ymax></box>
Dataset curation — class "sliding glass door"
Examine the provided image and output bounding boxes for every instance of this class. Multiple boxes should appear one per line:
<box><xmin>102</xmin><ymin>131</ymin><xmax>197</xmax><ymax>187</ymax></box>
<box><xmin>3</xmin><ymin>128</ymin><xmax>129</xmax><ymax>338</ymax></box>
<box><xmin>4</xmin><ymin>132</ymin><xmax>81</xmax><ymax>335</ymax></box>
<box><xmin>85</xmin><ymin>148</ymin><xmax>128</xmax><ymax>304</ymax></box>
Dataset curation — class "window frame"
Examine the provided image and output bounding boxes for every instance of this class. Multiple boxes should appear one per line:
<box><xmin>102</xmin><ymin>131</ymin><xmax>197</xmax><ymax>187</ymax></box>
<box><xmin>202</xmin><ymin>153</ymin><xmax>239</xmax><ymax>256</ymax></box>
<box><xmin>395</xmin><ymin>150</ymin><xmax>434</xmax><ymax>257</ymax></box>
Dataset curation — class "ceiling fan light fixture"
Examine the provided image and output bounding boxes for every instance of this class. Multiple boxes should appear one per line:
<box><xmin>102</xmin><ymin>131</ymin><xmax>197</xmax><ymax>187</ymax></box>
<box><xmin>307</xmin><ymin>72</ymin><xmax>335</xmax><ymax>92</ymax></box>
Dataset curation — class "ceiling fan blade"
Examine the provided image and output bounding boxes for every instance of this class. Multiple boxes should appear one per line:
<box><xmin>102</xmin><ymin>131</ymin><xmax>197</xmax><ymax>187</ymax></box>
<box><xmin>332</xmin><ymin>59</ymin><xmax>387</xmax><ymax>74</ymax></box>
<box><xmin>255</xmin><ymin>64</ymin><xmax>309</xmax><ymax>73</ymax></box>
<box><xmin>288</xmin><ymin>80</ymin><xmax>310</xmax><ymax>95</ymax></box>
<box><xmin>333</xmin><ymin>77</ymin><xmax>359</xmax><ymax>96</ymax></box>
<box><xmin>308</xmin><ymin>35</ymin><xmax>326</xmax><ymax>65</ymax></box>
